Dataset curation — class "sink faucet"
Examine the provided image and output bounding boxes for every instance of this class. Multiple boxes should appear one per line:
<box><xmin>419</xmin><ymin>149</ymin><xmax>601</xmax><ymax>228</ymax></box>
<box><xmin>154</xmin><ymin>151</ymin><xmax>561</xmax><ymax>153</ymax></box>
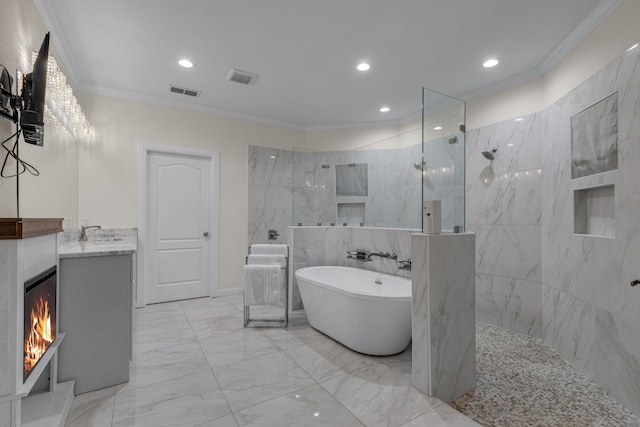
<box><xmin>79</xmin><ymin>225</ymin><xmax>101</xmax><ymax>242</ymax></box>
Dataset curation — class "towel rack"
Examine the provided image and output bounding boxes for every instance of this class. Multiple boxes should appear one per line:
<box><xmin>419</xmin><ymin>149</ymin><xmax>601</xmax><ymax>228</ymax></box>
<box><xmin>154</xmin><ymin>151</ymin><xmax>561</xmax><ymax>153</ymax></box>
<box><xmin>243</xmin><ymin>245</ymin><xmax>289</xmax><ymax>327</ymax></box>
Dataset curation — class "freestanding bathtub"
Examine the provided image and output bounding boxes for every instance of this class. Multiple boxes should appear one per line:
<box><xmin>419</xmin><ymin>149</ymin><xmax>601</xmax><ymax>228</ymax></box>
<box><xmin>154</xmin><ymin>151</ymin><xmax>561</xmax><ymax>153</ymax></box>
<box><xmin>295</xmin><ymin>266</ymin><xmax>412</xmax><ymax>356</ymax></box>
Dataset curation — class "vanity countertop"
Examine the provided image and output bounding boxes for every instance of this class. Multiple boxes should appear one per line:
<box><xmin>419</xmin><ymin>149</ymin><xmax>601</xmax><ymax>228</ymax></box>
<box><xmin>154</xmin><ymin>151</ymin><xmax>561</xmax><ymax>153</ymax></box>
<box><xmin>59</xmin><ymin>228</ymin><xmax>137</xmax><ymax>259</ymax></box>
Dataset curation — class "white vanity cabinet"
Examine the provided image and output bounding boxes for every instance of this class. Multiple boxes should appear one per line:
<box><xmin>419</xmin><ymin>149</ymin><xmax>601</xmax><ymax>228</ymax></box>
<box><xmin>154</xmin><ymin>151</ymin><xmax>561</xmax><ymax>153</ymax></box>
<box><xmin>57</xmin><ymin>235</ymin><xmax>136</xmax><ymax>395</ymax></box>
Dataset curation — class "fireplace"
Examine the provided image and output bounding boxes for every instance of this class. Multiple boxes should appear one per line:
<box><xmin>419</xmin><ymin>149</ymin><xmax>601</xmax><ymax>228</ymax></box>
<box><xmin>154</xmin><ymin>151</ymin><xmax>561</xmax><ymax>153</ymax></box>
<box><xmin>23</xmin><ymin>265</ymin><xmax>57</xmax><ymax>382</ymax></box>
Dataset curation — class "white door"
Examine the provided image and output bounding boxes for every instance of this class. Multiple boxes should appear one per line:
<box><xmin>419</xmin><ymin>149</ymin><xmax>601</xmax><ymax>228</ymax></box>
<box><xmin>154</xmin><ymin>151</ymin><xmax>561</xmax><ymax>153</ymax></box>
<box><xmin>145</xmin><ymin>152</ymin><xmax>213</xmax><ymax>304</ymax></box>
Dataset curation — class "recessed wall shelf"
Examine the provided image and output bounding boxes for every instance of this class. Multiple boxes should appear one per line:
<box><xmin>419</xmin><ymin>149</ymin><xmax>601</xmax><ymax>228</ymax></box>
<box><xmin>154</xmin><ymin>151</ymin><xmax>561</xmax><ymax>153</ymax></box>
<box><xmin>337</xmin><ymin>203</ymin><xmax>365</xmax><ymax>226</ymax></box>
<box><xmin>574</xmin><ymin>184</ymin><xmax>615</xmax><ymax>238</ymax></box>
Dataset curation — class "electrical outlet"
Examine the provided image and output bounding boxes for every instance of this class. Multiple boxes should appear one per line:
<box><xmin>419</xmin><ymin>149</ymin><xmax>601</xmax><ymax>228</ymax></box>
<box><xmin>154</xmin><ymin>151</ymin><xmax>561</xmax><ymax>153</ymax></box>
<box><xmin>80</xmin><ymin>217</ymin><xmax>91</xmax><ymax>227</ymax></box>
<box><xmin>62</xmin><ymin>217</ymin><xmax>74</xmax><ymax>230</ymax></box>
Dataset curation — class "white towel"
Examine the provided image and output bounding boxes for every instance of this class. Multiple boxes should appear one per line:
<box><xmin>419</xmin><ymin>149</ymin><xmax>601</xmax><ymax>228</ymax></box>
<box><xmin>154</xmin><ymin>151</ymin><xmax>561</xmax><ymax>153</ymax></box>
<box><xmin>250</xmin><ymin>244</ymin><xmax>288</xmax><ymax>256</ymax></box>
<box><xmin>247</xmin><ymin>254</ymin><xmax>286</xmax><ymax>267</ymax></box>
<box><xmin>243</xmin><ymin>264</ymin><xmax>284</xmax><ymax>306</ymax></box>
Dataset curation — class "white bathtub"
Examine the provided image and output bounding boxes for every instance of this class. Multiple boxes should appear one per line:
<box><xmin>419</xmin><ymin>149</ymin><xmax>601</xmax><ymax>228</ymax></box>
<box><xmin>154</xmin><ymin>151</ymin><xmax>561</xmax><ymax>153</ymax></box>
<box><xmin>295</xmin><ymin>266</ymin><xmax>412</xmax><ymax>356</ymax></box>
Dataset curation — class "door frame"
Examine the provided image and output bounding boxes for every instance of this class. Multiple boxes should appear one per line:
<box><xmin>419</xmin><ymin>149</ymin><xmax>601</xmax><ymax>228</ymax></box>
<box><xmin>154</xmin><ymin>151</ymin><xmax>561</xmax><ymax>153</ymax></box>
<box><xmin>137</xmin><ymin>144</ymin><xmax>219</xmax><ymax>307</ymax></box>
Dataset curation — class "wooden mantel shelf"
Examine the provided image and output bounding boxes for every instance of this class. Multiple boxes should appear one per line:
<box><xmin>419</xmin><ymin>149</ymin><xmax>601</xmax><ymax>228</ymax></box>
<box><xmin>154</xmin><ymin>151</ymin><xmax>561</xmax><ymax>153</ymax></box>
<box><xmin>0</xmin><ymin>218</ymin><xmax>63</xmax><ymax>240</ymax></box>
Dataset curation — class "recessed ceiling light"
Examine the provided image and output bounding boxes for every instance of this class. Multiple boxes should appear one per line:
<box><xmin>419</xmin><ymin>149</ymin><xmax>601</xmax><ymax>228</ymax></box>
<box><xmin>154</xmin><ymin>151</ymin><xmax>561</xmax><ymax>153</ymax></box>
<box><xmin>483</xmin><ymin>58</ymin><xmax>500</xmax><ymax>68</ymax></box>
<box><xmin>514</xmin><ymin>117</ymin><xmax>524</xmax><ymax>122</ymax></box>
<box><xmin>178</xmin><ymin>59</ymin><xmax>194</xmax><ymax>68</ymax></box>
<box><xmin>379</xmin><ymin>106</ymin><xmax>390</xmax><ymax>113</ymax></box>
<box><xmin>433</xmin><ymin>126</ymin><xmax>443</xmax><ymax>131</ymax></box>
<box><xmin>627</xmin><ymin>43</ymin><xmax>639</xmax><ymax>52</ymax></box>
<box><xmin>507</xmin><ymin>143</ymin><xmax>514</xmax><ymax>147</ymax></box>
<box><xmin>357</xmin><ymin>62</ymin><xmax>371</xmax><ymax>71</ymax></box>
<box><xmin>270</xmin><ymin>155</ymin><xmax>276</xmax><ymax>159</ymax></box>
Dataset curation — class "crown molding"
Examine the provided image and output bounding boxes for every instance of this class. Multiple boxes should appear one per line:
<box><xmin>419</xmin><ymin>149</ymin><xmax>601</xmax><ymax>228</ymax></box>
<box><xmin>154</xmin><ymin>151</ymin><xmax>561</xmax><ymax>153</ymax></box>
<box><xmin>33</xmin><ymin>0</ymin><xmax>83</xmax><ymax>88</ymax></box>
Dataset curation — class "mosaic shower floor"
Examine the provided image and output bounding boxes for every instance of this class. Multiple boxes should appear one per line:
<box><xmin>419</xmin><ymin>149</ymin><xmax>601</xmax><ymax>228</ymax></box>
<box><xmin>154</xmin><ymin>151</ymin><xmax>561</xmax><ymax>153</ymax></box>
<box><xmin>451</xmin><ymin>322</ymin><xmax>640</xmax><ymax>427</ymax></box>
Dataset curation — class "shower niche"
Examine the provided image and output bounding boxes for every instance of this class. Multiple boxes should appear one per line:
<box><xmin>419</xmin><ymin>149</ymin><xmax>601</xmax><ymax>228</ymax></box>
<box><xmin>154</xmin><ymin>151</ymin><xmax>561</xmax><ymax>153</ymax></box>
<box><xmin>570</xmin><ymin>92</ymin><xmax>618</xmax><ymax>238</ymax></box>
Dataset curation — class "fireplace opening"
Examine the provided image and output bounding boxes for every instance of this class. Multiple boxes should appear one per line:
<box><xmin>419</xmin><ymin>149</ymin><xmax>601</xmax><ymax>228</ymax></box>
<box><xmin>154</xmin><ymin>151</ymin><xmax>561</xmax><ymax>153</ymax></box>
<box><xmin>24</xmin><ymin>266</ymin><xmax>57</xmax><ymax>382</ymax></box>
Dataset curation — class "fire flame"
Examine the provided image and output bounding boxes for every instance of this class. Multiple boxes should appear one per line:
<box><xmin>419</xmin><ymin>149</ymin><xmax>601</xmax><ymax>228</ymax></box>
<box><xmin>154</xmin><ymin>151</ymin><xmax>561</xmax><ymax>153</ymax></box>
<box><xmin>24</xmin><ymin>298</ymin><xmax>54</xmax><ymax>376</ymax></box>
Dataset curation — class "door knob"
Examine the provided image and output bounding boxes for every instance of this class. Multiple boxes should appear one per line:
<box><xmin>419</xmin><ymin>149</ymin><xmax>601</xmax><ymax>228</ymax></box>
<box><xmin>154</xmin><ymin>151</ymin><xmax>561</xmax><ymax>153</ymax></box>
<box><xmin>203</xmin><ymin>232</ymin><xmax>209</xmax><ymax>237</ymax></box>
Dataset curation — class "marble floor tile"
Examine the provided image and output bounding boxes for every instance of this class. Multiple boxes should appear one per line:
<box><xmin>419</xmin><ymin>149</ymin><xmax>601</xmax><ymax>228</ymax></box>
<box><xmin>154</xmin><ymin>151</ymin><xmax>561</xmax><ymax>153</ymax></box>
<box><xmin>65</xmin><ymin>385</ymin><xmax>118</xmax><ymax>427</ymax></box>
<box><xmin>191</xmin><ymin>312</ymin><xmax>244</xmax><ymax>340</ymax></box>
<box><xmin>181</xmin><ymin>298</ymin><xmax>242</xmax><ymax>322</ymax></box>
<box><xmin>199</xmin><ymin>328</ymin><xmax>281</xmax><ymax>367</ymax></box>
<box><xmin>321</xmin><ymin>362</ymin><xmax>442</xmax><ymax>427</ymax></box>
<box><xmin>399</xmin><ymin>404</ymin><xmax>482</xmax><ymax>427</ymax></box>
<box><xmin>195</xmin><ymin>414</ymin><xmax>239</xmax><ymax>426</ymax></box>
<box><xmin>234</xmin><ymin>384</ymin><xmax>364</xmax><ymax>426</ymax></box>
<box><xmin>64</xmin><ymin>297</ymin><xmax>639</xmax><ymax>427</ymax></box>
<box><xmin>112</xmin><ymin>368</ymin><xmax>230</xmax><ymax>427</ymax></box>
<box><xmin>284</xmin><ymin>336</ymin><xmax>378</xmax><ymax>383</ymax></box>
<box><xmin>262</xmin><ymin>316</ymin><xmax>329</xmax><ymax>350</ymax></box>
<box><xmin>225</xmin><ymin>294</ymin><xmax>245</xmax><ymax>311</ymax></box>
<box><xmin>126</xmin><ymin>341</ymin><xmax>211</xmax><ymax>390</ymax></box>
<box><xmin>213</xmin><ymin>350</ymin><xmax>316</xmax><ymax>412</ymax></box>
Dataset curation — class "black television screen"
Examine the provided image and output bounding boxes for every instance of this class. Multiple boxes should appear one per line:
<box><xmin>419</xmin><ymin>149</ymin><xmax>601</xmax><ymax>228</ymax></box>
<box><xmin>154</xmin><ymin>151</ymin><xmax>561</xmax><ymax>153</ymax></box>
<box><xmin>21</xmin><ymin>32</ymin><xmax>50</xmax><ymax>146</ymax></box>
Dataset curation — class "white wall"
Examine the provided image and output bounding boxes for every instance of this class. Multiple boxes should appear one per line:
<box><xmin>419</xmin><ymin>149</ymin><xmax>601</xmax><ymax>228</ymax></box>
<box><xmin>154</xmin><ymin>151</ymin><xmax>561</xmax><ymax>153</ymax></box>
<box><xmin>0</xmin><ymin>0</ymin><xmax>77</xmax><ymax>222</ymax></box>
<box><xmin>76</xmin><ymin>92</ymin><xmax>303</xmax><ymax>291</ymax></box>
<box><xmin>467</xmin><ymin>0</ymin><xmax>640</xmax><ymax>129</ymax></box>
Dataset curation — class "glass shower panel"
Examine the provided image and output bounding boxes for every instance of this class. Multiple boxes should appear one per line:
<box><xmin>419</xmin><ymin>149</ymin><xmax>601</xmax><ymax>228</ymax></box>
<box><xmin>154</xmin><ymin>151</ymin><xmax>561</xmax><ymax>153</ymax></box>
<box><xmin>422</xmin><ymin>87</ymin><xmax>465</xmax><ymax>232</ymax></box>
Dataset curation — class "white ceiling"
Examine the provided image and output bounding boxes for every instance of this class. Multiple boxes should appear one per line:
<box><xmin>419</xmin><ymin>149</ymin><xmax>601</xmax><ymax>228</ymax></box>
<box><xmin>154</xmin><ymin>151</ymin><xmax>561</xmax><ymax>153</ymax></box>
<box><xmin>35</xmin><ymin>0</ymin><xmax>619</xmax><ymax>130</ymax></box>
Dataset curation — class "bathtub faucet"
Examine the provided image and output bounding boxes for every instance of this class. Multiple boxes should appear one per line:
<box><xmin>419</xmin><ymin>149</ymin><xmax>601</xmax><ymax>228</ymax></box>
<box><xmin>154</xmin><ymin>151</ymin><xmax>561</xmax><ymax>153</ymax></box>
<box><xmin>347</xmin><ymin>250</ymin><xmax>398</xmax><ymax>262</ymax></box>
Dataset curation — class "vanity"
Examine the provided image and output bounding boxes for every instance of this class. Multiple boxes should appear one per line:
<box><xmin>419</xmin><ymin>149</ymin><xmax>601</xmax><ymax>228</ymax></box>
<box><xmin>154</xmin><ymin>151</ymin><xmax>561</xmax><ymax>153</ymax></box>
<box><xmin>57</xmin><ymin>229</ymin><xmax>137</xmax><ymax>395</ymax></box>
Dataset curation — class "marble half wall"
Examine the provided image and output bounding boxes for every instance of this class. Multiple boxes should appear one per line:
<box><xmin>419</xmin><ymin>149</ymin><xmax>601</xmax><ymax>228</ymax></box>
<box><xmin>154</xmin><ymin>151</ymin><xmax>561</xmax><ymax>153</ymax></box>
<box><xmin>288</xmin><ymin>226</ymin><xmax>415</xmax><ymax>310</ymax></box>
<box><xmin>412</xmin><ymin>233</ymin><xmax>476</xmax><ymax>402</ymax></box>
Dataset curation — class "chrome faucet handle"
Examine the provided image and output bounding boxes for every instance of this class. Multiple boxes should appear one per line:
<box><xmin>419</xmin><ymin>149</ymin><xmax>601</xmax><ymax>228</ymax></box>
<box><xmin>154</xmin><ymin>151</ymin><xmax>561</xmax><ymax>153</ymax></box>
<box><xmin>398</xmin><ymin>259</ymin><xmax>412</xmax><ymax>271</ymax></box>
<box><xmin>347</xmin><ymin>250</ymin><xmax>371</xmax><ymax>261</ymax></box>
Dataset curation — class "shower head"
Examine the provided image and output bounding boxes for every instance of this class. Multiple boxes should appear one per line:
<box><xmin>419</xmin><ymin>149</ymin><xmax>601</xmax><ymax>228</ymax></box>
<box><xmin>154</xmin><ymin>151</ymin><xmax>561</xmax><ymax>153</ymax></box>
<box><xmin>482</xmin><ymin>148</ymin><xmax>497</xmax><ymax>160</ymax></box>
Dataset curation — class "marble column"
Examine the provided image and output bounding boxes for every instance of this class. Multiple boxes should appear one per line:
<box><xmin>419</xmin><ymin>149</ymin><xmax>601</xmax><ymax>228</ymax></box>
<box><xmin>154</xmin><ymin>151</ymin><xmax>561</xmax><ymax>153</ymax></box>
<box><xmin>411</xmin><ymin>232</ymin><xmax>476</xmax><ymax>402</ymax></box>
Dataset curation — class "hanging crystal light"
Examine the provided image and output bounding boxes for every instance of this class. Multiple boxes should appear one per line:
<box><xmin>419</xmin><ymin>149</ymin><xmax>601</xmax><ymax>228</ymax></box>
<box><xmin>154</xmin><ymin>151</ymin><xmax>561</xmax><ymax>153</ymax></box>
<box><xmin>32</xmin><ymin>52</ymin><xmax>95</xmax><ymax>142</ymax></box>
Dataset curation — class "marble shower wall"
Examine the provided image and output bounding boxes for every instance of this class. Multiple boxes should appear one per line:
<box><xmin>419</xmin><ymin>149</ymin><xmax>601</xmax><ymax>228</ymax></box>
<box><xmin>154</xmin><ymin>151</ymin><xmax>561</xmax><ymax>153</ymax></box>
<box><xmin>288</xmin><ymin>226</ymin><xmax>414</xmax><ymax>310</ymax></box>
<box><xmin>292</xmin><ymin>144</ymin><xmax>423</xmax><ymax>229</ymax></box>
<box><xmin>248</xmin><ymin>146</ymin><xmax>293</xmax><ymax>245</ymax></box>
<box><xmin>469</xmin><ymin>48</ymin><xmax>640</xmax><ymax>416</ymax></box>
<box><xmin>466</xmin><ymin>111</ymin><xmax>543</xmax><ymax>338</ymax></box>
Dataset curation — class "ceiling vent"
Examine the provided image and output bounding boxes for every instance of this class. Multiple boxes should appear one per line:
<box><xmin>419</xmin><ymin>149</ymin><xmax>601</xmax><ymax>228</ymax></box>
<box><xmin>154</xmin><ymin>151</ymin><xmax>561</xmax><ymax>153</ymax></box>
<box><xmin>169</xmin><ymin>85</ymin><xmax>201</xmax><ymax>97</ymax></box>
<box><xmin>226</xmin><ymin>68</ymin><xmax>259</xmax><ymax>86</ymax></box>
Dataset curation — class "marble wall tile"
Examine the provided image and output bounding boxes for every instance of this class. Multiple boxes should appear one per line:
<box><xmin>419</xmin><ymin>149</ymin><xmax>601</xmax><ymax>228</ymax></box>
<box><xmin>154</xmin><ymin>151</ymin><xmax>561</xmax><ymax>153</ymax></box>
<box><xmin>291</xmin><ymin>144</ymin><xmax>425</xmax><ymax>228</ymax></box>
<box><xmin>502</xmin><ymin>169</ymin><xmax>542</xmax><ymax>225</ymax></box>
<box><xmin>540</xmin><ymin>97</ymin><xmax>572</xmax><ymax>169</ymax></box>
<box><xmin>470</xmin><ymin>224</ymin><xmax>503</xmax><ymax>276</ymax></box>
<box><xmin>540</xmin><ymin>225</ymin><xmax>572</xmax><ymax>292</ymax></box>
<box><xmin>593</xmin><ymin>308</ymin><xmax>640</xmax><ymax>416</ymax></box>
<box><xmin>541</xmin><ymin>285</ymin><xmax>595</xmax><ymax>377</ymax></box>
<box><xmin>501</xmin><ymin>113</ymin><xmax>543</xmax><ymax>173</ymax></box>
<box><xmin>615</xmin><ymin>137</ymin><xmax>640</xmax><ymax>231</ymax></box>
<box><xmin>412</xmin><ymin>233</ymin><xmax>476</xmax><ymax>402</ymax></box>
<box><xmin>428</xmin><ymin>307</ymin><xmax>477</xmax><ymax>402</ymax></box>
<box><xmin>502</xmin><ymin>225</ymin><xmax>541</xmax><ymax>282</ymax></box>
<box><xmin>610</xmin><ymin>49</ymin><xmax>640</xmax><ymax>141</ymax></box>
<box><xmin>502</xmin><ymin>279</ymin><xmax>542</xmax><ymax>338</ymax></box>
<box><xmin>475</xmin><ymin>273</ymin><xmax>505</xmax><ymax>327</ymax></box>
<box><xmin>248</xmin><ymin>184</ymin><xmax>292</xmax><ymax>245</ymax></box>
<box><xmin>248</xmin><ymin>146</ymin><xmax>292</xmax><ymax>187</ymax></box>
<box><xmin>541</xmin><ymin>163</ymin><xmax>572</xmax><ymax>227</ymax></box>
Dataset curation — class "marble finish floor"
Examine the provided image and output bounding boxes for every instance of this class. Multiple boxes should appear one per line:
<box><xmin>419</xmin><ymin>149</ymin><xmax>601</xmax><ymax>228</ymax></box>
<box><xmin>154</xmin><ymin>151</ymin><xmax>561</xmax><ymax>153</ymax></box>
<box><xmin>451</xmin><ymin>322</ymin><xmax>640</xmax><ymax>427</ymax></box>
<box><xmin>65</xmin><ymin>295</ymin><xmax>478</xmax><ymax>427</ymax></box>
